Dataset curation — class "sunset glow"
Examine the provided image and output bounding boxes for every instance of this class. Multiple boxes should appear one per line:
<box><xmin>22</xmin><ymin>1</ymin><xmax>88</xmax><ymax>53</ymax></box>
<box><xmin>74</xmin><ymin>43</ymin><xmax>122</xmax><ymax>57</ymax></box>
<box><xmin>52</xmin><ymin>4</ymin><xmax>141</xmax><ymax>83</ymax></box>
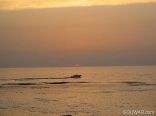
<box><xmin>0</xmin><ymin>0</ymin><xmax>155</xmax><ymax>113</ymax></box>
<box><xmin>0</xmin><ymin>0</ymin><xmax>155</xmax><ymax>10</ymax></box>
<box><xmin>0</xmin><ymin>0</ymin><xmax>156</xmax><ymax>67</ymax></box>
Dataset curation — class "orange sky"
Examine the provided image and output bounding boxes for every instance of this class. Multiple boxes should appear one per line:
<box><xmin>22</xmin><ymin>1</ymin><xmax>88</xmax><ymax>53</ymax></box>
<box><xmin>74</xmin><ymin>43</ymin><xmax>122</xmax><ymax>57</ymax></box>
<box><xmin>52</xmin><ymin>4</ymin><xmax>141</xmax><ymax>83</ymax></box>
<box><xmin>0</xmin><ymin>2</ymin><xmax>156</xmax><ymax>67</ymax></box>
<box><xmin>0</xmin><ymin>0</ymin><xmax>156</xmax><ymax>10</ymax></box>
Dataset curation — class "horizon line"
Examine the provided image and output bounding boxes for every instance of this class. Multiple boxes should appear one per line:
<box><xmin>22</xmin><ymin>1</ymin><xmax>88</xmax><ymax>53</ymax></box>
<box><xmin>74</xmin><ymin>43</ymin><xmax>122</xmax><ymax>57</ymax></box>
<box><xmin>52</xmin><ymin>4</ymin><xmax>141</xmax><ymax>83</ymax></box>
<box><xmin>0</xmin><ymin>64</ymin><xmax>156</xmax><ymax>69</ymax></box>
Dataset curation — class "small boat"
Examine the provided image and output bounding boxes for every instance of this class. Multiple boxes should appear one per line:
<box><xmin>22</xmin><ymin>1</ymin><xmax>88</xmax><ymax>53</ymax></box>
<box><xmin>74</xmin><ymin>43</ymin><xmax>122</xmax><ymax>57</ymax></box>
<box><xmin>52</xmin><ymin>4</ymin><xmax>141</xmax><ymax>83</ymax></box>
<box><xmin>70</xmin><ymin>75</ymin><xmax>82</xmax><ymax>79</ymax></box>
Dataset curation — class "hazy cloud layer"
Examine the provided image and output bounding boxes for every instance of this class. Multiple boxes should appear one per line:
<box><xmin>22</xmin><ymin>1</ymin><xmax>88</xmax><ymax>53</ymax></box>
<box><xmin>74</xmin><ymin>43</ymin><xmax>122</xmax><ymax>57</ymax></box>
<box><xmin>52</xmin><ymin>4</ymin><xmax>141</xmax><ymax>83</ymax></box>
<box><xmin>0</xmin><ymin>0</ymin><xmax>156</xmax><ymax>10</ymax></box>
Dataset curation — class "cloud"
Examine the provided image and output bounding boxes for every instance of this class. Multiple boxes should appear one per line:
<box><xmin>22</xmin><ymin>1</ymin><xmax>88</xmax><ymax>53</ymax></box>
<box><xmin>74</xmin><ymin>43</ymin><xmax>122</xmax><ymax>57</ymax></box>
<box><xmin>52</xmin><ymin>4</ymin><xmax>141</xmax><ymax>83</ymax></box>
<box><xmin>0</xmin><ymin>0</ymin><xmax>155</xmax><ymax>10</ymax></box>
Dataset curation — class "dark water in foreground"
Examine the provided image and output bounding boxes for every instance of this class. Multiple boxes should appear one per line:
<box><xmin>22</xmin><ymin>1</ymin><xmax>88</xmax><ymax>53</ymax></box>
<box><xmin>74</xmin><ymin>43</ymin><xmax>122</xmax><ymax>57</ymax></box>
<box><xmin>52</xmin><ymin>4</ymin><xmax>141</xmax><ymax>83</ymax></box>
<box><xmin>0</xmin><ymin>66</ymin><xmax>156</xmax><ymax>116</ymax></box>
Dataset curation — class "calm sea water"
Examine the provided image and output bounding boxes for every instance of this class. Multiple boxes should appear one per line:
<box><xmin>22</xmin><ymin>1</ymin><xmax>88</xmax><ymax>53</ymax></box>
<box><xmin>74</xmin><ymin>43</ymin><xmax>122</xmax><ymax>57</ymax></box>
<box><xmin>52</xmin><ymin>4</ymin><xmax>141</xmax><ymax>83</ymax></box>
<box><xmin>0</xmin><ymin>66</ymin><xmax>156</xmax><ymax>85</ymax></box>
<box><xmin>0</xmin><ymin>66</ymin><xmax>156</xmax><ymax>116</ymax></box>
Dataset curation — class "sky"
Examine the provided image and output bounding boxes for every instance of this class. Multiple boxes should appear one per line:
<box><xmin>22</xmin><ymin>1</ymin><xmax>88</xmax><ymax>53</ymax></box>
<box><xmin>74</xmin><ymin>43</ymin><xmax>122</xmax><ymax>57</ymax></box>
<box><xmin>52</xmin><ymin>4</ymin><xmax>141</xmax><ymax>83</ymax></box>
<box><xmin>0</xmin><ymin>0</ymin><xmax>156</xmax><ymax>10</ymax></box>
<box><xmin>0</xmin><ymin>1</ymin><xmax>156</xmax><ymax>67</ymax></box>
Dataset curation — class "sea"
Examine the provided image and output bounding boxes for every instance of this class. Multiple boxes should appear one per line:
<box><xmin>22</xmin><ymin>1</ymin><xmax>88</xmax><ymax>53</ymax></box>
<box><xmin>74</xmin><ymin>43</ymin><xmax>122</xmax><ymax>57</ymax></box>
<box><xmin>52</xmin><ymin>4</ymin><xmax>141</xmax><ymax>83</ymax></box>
<box><xmin>0</xmin><ymin>66</ymin><xmax>156</xmax><ymax>116</ymax></box>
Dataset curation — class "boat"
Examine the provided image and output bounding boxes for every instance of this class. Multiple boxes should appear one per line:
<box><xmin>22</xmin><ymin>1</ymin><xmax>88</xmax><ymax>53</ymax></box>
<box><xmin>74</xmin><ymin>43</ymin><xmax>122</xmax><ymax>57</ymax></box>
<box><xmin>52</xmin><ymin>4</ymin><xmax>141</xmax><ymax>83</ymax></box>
<box><xmin>70</xmin><ymin>75</ymin><xmax>82</xmax><ymax>79</ymax></box>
